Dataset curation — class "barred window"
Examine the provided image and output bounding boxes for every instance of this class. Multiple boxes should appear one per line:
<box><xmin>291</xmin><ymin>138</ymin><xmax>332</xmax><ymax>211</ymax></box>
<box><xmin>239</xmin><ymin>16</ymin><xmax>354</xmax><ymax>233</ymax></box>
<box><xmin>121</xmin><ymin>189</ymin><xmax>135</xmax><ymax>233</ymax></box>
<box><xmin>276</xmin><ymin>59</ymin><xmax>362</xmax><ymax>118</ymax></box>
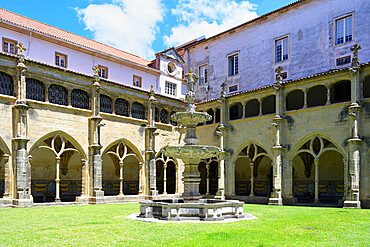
<box><xmin>0</xmin><ymin>72</ymin><xmax>14</xmax><ymax>96</ymax></box>
<box><xmin>115</xmin><ymin>98</ymin><xmax>129</xmax><ymax>116</ymax></box>
<box><xmin>100</xmin><ymin>94</ymin><xmax>113</xmax><ymax>114</ymax></box>
<box><xmin>160</xmin><ymin>109</ymin><xmax>168</xmax><ymax>124</ymax></box>
<box><xmin>131</xmin><ymin>102</ymin><xmax>146</xmax><ymax>119</ymax></box>
<box><xmin>170</xmin><ymin>111</ymin><xmax>177</xmax><ymax>126</ymax></box>
<box><xmin>48</xmin><ymin>84</ymin><xmax>68</xmax><ymax>106</ymax></box>
<box><xmin>155</xmin><ymin>108</ymin><xmax>159</xmax><ymax>122</ymax></box>
<box><xmin>26</xmin><ymin>78</ymin><xmax>45</xmax><ymax>101</ymax></box>
<box><xmin>71</xmin><ymin>89</ymin><xmax>89</xmax><ymax>109</ymax></box>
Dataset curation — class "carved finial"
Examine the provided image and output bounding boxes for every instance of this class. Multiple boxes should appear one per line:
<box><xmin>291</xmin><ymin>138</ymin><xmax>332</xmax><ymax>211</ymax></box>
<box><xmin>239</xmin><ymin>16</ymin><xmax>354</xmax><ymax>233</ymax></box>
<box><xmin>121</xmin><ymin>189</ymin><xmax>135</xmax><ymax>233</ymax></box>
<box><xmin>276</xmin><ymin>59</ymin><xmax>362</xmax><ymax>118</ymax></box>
<box><xmin>351</xmin><ymin>44</ymin><xmax>361</xmax><ymax>67</ymax></box>
<box><xmin>92</xmin><ymin>65</ymin><xmax>100</xmax><ymax>77</ymax></box>
<box><xmin>150</xmin><ymin>85</ymin><xmax>154</xmax><ymax>93</ymax></box>
<box><xmin>221</xmin><ymin>82</ymin><xmax>227</xmax><ymax>97</ymax></box>
<box><xmin>275</xmin><ymin>66</ymin><xmax>283</xmax><ymax>82</ymax></box>
<box><xmin>16</xmin><ymin>43</ymin><xmax>26</xmax><ymax>55</ymax></box>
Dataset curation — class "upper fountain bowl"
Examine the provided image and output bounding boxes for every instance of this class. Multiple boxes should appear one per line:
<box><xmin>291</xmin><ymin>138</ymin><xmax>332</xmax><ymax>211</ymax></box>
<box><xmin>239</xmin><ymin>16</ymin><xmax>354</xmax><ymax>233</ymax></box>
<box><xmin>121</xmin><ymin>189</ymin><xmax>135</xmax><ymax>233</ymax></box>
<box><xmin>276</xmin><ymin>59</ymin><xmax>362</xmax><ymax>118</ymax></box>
<box><xmin>171</xmin><ymin>111</ymin><xmax>211</xmax><ymax>126</ymax></box>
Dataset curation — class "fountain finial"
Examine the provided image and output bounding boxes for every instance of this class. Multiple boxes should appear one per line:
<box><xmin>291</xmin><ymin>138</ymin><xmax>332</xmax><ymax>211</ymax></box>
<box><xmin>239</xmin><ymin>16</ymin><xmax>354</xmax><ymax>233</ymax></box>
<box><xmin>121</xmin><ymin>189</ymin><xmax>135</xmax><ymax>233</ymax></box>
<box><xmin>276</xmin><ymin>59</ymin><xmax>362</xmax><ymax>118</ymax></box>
<box><xmin>185</xmin><ymin>68</ymin><xmax>198</xmax><ymax>105</ymax></box>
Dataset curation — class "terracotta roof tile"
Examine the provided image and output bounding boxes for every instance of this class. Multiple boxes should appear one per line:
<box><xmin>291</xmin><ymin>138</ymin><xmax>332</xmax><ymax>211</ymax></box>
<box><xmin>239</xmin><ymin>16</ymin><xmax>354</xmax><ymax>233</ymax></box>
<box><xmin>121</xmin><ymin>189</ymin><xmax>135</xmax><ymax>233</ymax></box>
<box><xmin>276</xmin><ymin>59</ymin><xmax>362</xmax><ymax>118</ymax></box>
<box><xmin>0</xmin><ymin>8</ymin><xmax>150</xmax><ymax>66</ymax></box>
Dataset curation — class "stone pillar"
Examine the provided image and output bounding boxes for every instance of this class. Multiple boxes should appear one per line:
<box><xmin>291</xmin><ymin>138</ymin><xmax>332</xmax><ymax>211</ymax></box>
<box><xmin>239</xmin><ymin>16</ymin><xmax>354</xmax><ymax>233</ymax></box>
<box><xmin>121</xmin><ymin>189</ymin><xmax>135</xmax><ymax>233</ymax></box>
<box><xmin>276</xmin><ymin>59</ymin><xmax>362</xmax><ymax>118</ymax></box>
<box><xmin>88</xmin><ymin>66</ymin><xmax>105</xmax><ymax>204</ymax></box>
<box><xmin>79</xmin><ymin>159</ymin><xmax>88</xmax><ymax>199</ymax></box>
<box><xmin>138</xmin><ymin>162</ymin><xmax>144</xmax><ymax>195</ymax></box>
<box><xmin>163</xmin><ymin>163</ymin><xmax>167</xmax><ymax>195</ymax></box>
<box><xmin>144</xmin><ymin>86</ymin><xmax>158</xmax><ymax>198</ymax></box>
<box><xmin>314</xmin><ymin>158</ymin><xmax>319</xmax><ymax>205</ymax></box>
<box><xmin>2</xmin><ymin>154</ymin><xmax>11</xmax><ymax>199</ymax></box>
<box><xmin>55</xmin><ymin>157</ymin><xmax>61</xmax><ymax>202</ymax></box>
<box><xmin>205</xmin><ymin>164</ymin><xmax>210</xmax><ymax>195</ymax></box>
<box><xmin>269</xmin><ymin>68</ymin><xmax>285</xmax><ymax>206</ymax></box>
<box><xmin>284</xmin><ymin>160</ymin><xmax>295</xmax><ymax>204</ymax></box>
<box><xmin>250</xmin><ymin>162</ymin><xmax>255</xmax><ymax>197</ymax></box>
<box><xmin>119</xmin><ymin>160</ymin><xmax>124</xmax><ymax>196</ymax></box>
<box><xmin>181</xmin><ymin>162</ymin><xmax>201</xmax><ymax>200</ymax></box>
<box><xmin>12</xmin><ymin>45</ymin><xmax>32</xmax><ymax>207</ymax></box>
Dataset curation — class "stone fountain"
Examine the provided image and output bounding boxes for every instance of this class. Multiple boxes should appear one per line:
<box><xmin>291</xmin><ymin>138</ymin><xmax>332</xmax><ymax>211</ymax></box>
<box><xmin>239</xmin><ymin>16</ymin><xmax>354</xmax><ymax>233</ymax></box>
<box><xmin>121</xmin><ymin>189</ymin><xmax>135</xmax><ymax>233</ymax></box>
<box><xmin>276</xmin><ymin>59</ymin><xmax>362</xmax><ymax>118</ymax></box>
<box><xmin>138</xmin><ymin>69</ymin><xmax>245</xmax><ymax>221</ymax></box>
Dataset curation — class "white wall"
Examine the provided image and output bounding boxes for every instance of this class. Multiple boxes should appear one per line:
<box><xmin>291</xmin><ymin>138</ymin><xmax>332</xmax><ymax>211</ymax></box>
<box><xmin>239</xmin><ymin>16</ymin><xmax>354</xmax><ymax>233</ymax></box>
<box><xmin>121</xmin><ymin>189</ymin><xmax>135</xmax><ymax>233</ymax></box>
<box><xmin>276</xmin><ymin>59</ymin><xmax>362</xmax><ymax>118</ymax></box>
<box><xmin>187</xmin><ymin>0</ymin><xmax>370</xmax><ymax>101</ymax></box>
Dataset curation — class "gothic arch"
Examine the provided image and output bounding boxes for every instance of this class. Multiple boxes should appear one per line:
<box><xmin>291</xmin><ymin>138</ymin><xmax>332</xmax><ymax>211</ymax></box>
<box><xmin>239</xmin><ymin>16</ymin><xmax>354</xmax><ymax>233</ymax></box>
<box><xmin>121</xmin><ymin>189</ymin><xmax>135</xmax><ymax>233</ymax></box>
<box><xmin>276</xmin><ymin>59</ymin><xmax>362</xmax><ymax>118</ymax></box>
<box><xmin>155</xmin><ymin>151</ymin><xmax>178</xmax><ymax>195</ymax></box>
<box><xmin>231</xmin><ymin>140</ymin><xmax>273</xmax><ymax>165</ymax></box>
<box><xmin>29</xmin><ymin>131</ymin><xmax>86</xmax><ymax>159</ymax></box>
<box><xmin>0</xmin><ymin>136</ymin><xmax>10</xmax><ymax>155</ymax></box>
<box><xmin>102</xmin><ymin>138</ymin><xmax>143</xmax><ymax>163</ymax></box>
<box><xmin>287</xmin><ymin>132</ymin><xmax>346</xmax><ymax>162</ymax></box>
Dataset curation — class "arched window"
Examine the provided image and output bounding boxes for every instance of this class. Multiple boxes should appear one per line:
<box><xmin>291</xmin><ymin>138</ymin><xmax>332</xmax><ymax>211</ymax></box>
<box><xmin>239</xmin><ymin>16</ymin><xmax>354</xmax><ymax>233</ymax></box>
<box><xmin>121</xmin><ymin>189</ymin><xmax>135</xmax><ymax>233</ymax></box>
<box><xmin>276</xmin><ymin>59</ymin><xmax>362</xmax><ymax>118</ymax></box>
<box><xmin>229</xmin><ymin>102</ymin><xmax>243</xmax><ymax>120</ymax></box>
<box><xmin>307</xmin><ymin>85</ymin><xmax>327</xmax><ymax>107</ymax></box>
<box><xmin>286</xmin><ymin>90</ymin><xmax>304</xmax><ymax>111</ymax></box>
<box><xmin>48</xmin><ymin>84</ymin><xmax>68</xmax><ymax>106</ymax></box>
<box><xmin>71</xmin><ymin>89</ymin><xmax>89</xmax><ymax>109</ymax></box>
<box><xmin>206</xmin><ymin>108</ymin><xmax>214</xmax><ymax>124</ymax></box>
<box><xmin>215</xmin><ymin>107</ymin><xmax>220</xmax><ymax>123</ymax></box>
<box><xmin>262</xmin><ymin>95</ymin><xmax>276</xmax><ymax>115</ymax></box>
<box><xmin>363</xmin><ymin>76</ymin><xmax>370</xmax><ymax>98</ymax></box>
<box><xmin>100</xmin><ymin>94</ymin><xmax>113</xmax><ymax>114</ymax></box>
<box><xmin>160</xmin><ymin>109</ymin><xmax>168</xmax><ymax>124</ymax></box>
<box><xmin>26</xmin><ymin>78</ymin><xmax>45</xmax><ymax>102</ymax></box>
<box><xmin>0</xmin><ymin>72</ymin><xmax>14</xmax><ymax>96</ymax></box>
<box><xmin>132</xmin><ymin>102</ymin><xmax>146</xmax><ymax>119</ymax></box>
<box><xmin>330</xmin><ymin>80</ymin><xmax>351</xmax><ymax>103</ymax></box>
<box><xmin>170</xmin><ymin>111</ymin><xmax>177</xmax><ymax>126</ymax></box>
<box><xmin>115</xmin><ymin>98</ymin><xmax>129</xmax><ymax>116</ymax></box>
<box><xmin>245</xmin><ymin>99</ymin><xmax>259</xmax><ymax>117</ymax></box>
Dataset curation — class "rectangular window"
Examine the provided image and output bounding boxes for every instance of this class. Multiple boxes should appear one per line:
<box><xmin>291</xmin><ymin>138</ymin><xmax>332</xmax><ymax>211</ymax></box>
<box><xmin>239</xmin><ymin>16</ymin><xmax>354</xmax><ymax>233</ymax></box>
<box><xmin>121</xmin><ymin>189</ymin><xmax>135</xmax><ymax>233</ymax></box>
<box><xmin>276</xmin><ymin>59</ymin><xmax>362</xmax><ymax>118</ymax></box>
<box><xmin>133</xmin><ymin>75</ymin><xmax>142</xmax><ymax>87</ymax></box>
<box><xmin>336</xmin><ymin>15</ymin><xmax>353</xmax><ymax>45</ymax></box>
<box><xmin>55</xmin><ymin>52</ymin><xmax>67</xmax><ymax>68</ymax></box>
<box><xmin>229</xmin><ymin>85</ymin><xmax>238</xmax><ymax>93</ymax></box>
<box><xmin>336</xmin><ymin>56</ymin><xmax>351</xmax><ymax>66</ymax></box>
<box><xmin>199</xmin><ymin>65</ymin><xmax>208</xmax><ymax>85</ymax></box>
<box><xmin>98</xmin><ymin>65</ymin><xmax>108</xmax><ymax>79</ymax></box>
<box><xmin>2</xmin><ymin>38</ymin><xmax>17</xmax><ymax>55</ymax></box>
<box><xmin>275</xmin><ymin>37</ymin><xmax>288</xmax><ymax>63</ymax></box>
<box><xmin>228</xmin><ymin>54</ymin><xmax>238</xmax><ymax>76</ymax></box>
<box><xmin>165</xmin><ymin>81</ymin><xmax>176</xmax><ymax>96</ymax></box>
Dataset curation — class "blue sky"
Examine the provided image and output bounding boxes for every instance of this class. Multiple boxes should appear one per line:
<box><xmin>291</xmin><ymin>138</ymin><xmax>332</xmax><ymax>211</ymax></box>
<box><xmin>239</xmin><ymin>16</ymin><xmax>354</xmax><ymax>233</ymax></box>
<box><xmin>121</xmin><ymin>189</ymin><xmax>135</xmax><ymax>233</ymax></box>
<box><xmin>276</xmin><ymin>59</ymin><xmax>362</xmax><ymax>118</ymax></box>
<box><xmin>2</xmin><ymin>0</ymin><xmax>296</xmax><ymax>60</ymax></box>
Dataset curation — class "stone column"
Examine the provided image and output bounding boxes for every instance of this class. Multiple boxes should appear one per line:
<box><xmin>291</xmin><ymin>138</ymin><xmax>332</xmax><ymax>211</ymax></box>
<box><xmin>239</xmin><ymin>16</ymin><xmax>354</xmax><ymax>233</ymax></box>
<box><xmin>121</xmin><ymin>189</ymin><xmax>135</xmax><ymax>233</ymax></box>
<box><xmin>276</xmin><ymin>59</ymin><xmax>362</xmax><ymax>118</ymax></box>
<box><xmin>55</xmin><ymin>157</ymin><xmax>61</xmax><ymax>202</ymax></box>
<box><xmin>206</xmin><ymin>164</ymin><xmax>210</xmax><ymax>195</ymax></box>
<box><xmin>163</xmin><ymin>163</ymin><xmax>167</xmax><ymax>195</ymax></box>
<box><xmin>12</xmin><ymin>45</ymin><xmax>32</xmax><ymax>207</ymax></box>
<box><xmin>144</xmin><ymin>86</ymin><xmax>158</xmax><ymax>198</ymax></box>
<box><xmin>2</xmin><ymin>154</ymin><xmax>11</xmax><ymax>199</ymax></box>
<box><xmin>314</xmin><ymin>158</ymin><xmax>319</xmax><ymax>205</ymax></box>
<box><xmin>343</xmin><ymin>46</ymin><xmax>362</xmax><ymax>209</ymax></box>
<box><xmin>79</xmin><ymin>159</ymin><xmax>88</xmax><ymax>199</ymax></box>
<box><xmin>138</xmin><ymin>162</ymin><xmax>144</xmax><ymax>195</ymax></box>
<box><xmin>284</xmin><ymin>160</ymin><xmax>295</xmax><ymax>204</ymax></box>
<box><xmin>268</xmin><ymin>68</ymin><xmax>285</xmax><ymax>206</ymax></box>
<box><xmin>88</xmin><ymin>66</ymin><xmax>105</xmax><ymax>204</ymax></box>
<box><xmin>250</xmin><ymin>162</ymin><xmax>255</xmax><ymax>197</ymax></box>
<box><xmin>119</xmin><ymin>160</ymin><xmax>124</xmax><ymax>196</ymax></box>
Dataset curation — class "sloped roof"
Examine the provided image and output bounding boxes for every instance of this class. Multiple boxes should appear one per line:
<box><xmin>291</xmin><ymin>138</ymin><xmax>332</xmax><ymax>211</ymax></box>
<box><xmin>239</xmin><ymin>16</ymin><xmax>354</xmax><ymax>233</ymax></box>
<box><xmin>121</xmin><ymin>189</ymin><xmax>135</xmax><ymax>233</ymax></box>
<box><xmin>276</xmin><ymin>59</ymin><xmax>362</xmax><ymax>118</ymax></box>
<box><xmin>0</xmin><ymin>8</ymin><xmax>150</xmax><ymax>66</ymax></box>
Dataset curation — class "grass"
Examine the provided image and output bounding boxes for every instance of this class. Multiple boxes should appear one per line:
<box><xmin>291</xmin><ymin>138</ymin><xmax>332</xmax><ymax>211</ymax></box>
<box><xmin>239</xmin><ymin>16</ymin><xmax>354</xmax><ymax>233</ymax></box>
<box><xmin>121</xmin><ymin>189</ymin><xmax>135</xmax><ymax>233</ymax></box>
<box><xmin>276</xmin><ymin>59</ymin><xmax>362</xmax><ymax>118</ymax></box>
<box><xmin>0</xmin><ymin>203</ymin><xmax>368</xmax><ymax>246</ymax></box>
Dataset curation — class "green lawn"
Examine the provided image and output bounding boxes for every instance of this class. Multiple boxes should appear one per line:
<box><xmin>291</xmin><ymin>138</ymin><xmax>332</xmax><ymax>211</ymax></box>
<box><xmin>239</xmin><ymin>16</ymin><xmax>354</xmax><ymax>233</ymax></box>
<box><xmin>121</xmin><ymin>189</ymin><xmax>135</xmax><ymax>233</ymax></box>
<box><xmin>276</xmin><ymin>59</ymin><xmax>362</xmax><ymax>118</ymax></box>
<box><xmin>0</xmin><ymin>203</ymin><xmax>368</xmax><ymax>246</ymax></box>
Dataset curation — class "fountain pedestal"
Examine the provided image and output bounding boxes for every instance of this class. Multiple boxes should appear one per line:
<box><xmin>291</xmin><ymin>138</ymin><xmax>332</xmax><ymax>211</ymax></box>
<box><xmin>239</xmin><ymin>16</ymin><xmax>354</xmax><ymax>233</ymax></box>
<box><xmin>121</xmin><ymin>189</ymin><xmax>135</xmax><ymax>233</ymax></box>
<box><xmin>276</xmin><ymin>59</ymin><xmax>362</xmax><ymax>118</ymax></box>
<box><xmin>182</xmin><ymin>163</ymin><xmax>201</xmax><ymax>200</ymax></box>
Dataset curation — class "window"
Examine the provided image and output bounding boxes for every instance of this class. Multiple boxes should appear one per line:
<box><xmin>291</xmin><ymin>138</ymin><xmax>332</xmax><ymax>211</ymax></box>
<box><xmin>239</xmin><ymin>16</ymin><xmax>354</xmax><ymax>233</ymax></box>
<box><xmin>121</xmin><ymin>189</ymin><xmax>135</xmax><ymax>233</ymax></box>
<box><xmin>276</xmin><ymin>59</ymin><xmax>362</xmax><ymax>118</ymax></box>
<box><xmin>100</xmin><ymin>94</ymin><xmax>113</xmax><ymax>114</ymax></box>
<box><xmin>336</xmin><ymin>56</ymin><xmax>351</xmax><ymax>66</ymax></box>
<box><xmin>55</xmin><ymin>52</ymin><xmax>67</xmax><ymax>68</ymax></box>
<box><xmin>133</xmin><ymin>75</ymin><xmax>142</xmax><ymax>87</ymax></box>
<box><xmin>98</xmin><ymin>65</ymin><xmax>108</xmax><ymax>79</ymax></box>
<box><xmin>71</xmin><ymin>89</ymin><xmax>89</xmax><ymax>109</ymax></box>
<box><xmin>2</xmin><ymin>38</ymin><xmax>17</xmax><ymax>55</ymax></box>
<box><xmin>275</xmin><ymin>37</ymin><xmax>288</xmax><ymax>63</ymax></box>
<box><xmin>48</xmin><ymin>84</ymin><xmax>68</xmax><ymax>106</ymax></box>
<box><xmin>170</xmin><ymin>111</ymin><xmax>177</xmax><ymax>126</ymax></box>
<box><xmin>0</xmin><ymin>72</ymin><xmax>14</xmax><ymax>96</ymax></box>
<box><xmin>160</xmin><ymin>109</ymin><xmax>168</xmax><ymax>124</ymax></box>
<box><xmin>131</xmin><ymin>102</ymin><xmax>146</xmax><ymax>119</ymax></box>
<box><xmin>115</xmin><ymin>98</ymin><xmax>129</xmax><ymax>116</ymax></box>
<box><xmin>229</xmin><ymin>85</ymin><xmax>238</xmax><ymax>93</ymax></box>
<box><xmin>228</xmin><ymin>54</ymin><xmax>238</xmax><ymax>76</ymax></box>
<box><xmin>199</xmin><ymin>65</ymin><xmax>208</xmax><ymax>85</ymax></box>
<box><xmin>335</xmin><ymin>15</ymin><xmax>352</xmax><ymax>45</ymax></box>
<box><xmin>26</xmin><ymin>78</ymin><xmax>45</xmax><ymax>102</ymax></box>
<box><xmin>165</xmin><ymin>81</ymin><xmax>176</xmax><ymax>96</ymax></box>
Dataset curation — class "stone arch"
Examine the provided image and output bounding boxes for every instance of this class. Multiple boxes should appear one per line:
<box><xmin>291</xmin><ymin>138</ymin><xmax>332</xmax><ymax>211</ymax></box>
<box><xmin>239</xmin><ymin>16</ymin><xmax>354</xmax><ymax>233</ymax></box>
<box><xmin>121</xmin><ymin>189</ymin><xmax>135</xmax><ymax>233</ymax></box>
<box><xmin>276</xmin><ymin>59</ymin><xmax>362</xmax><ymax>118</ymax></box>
<box><xmin>288</xmin><ymin>133</ymin><xmax>345</xmax><ymax>205</ymax></box>
<box><xmin>286</xmin><ymin>89</ymin><xmax>304</xmax><ymax>111</ymax></box>
<box><xmin>245</xmin><ymin>98</ymin><xmax>259</xmax><ymax>117</ymax></box>
<box><xmin>363</xmin><ymin>75</ymin><xmax>370</xmax><ymax>98</ymax></box>
<box><xmin>0</xmin><ymin>71</ymin><xmax>14</xmax><ymax>97</ymax></box>
<box><xmin>0</xmin><ymin>136</ymin><xmax>10</xmax><ymax>199</ymax></box>
<box><xmin>198</xmin><ymin>157</ymin><xmax>219</xmax><ymax>195</ymax></box>
<box><xmin>307</xmin><ymin>85</ymin><xmax>327</xmax><ymax>107</ymax></box>
<box><xmin>206</xmin><ymin>108</ymin><xmax>214</xmax><ymax>124</ymax></box>
<box><xmin>330</xmin><ymin>80</ymin><xmax>351</xmax><ymax>104</ymax></box>
<box><xmin>102</xmin><ymin>139</ymin><xmax>143</xmax><ymax>196</ymax></box>
<box><xmin>232</xmin><ymin>140</ymin><xmax>273</xmax><ymax>197</ymax></box>
<box><xmin>229</xmin><ymin>102</ymin><xmax>243</xmax><ymax>120</ymax></box>
<box><xmin>29</xmin><ymin>131</ymin><xmax>87</xmax><ymax>203</ymax></box>
<box><xmin>26</xmin><ymin>78</ymin><xmax>45</xmax><ymax>102</ymax></box>
<box><xmin>262</xmin><ymin>95</ymin><xmax>276</xmax><ymax>115</ymax></box>
<box><xmin>155</xmin><ymin>151</ymin><xmax>178</xmax><ymax>195</ymax></box>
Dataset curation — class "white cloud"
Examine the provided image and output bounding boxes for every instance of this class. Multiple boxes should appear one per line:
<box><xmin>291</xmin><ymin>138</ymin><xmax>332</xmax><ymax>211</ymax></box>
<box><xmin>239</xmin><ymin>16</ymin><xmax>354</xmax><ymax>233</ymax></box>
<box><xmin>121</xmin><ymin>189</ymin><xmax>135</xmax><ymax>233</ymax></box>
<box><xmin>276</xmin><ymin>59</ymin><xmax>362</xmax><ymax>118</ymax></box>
<box><xmin>164</xmin><ymin>0</ymin><xmax>258</xmax><ymax>47</ymax></box>
<box><xmin>76</xmin><ymin>0</ymin><xmax>163</xmax><ymax>60</ymax></box>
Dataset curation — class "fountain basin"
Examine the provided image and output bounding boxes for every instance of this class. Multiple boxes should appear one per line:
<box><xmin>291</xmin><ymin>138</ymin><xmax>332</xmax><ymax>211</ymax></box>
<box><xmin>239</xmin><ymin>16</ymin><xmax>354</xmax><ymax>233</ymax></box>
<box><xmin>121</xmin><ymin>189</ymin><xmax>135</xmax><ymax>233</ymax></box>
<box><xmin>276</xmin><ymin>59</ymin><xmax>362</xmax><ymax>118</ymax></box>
<box><xmin>162</xmin><ymin>145</ymin><xmax>221</xmax><ymax>164</ymax></box>
<box><xmin>171</xmin><ymin>111</ymin><xmax>211</xmax><ymax>126</ymax></box>
<box><xmin>138</xmin><ymin>199</ymin><xmax>244</xmax><ymax>221</ymax></box>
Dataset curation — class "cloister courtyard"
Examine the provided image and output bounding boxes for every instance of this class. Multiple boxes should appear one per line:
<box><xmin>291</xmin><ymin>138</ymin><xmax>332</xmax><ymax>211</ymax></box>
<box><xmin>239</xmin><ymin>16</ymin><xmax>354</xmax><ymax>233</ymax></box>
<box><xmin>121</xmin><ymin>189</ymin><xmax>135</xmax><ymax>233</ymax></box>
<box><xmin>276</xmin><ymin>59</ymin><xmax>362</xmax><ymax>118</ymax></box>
<box><xmin>0</xmin><ymin>203</ymin><xmax>368</xmax><ymax>246</ymax></box>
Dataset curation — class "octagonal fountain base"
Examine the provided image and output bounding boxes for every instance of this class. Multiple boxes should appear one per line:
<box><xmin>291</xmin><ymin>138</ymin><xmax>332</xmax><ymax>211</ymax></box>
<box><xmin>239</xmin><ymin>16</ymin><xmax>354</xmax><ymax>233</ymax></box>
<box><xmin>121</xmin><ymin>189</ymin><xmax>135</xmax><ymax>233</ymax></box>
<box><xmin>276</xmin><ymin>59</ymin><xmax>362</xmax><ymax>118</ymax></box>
<box><xmin>138</xmin><ymin>199</ymin><xmax>245</xmax><ymax>221</ymax></box>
